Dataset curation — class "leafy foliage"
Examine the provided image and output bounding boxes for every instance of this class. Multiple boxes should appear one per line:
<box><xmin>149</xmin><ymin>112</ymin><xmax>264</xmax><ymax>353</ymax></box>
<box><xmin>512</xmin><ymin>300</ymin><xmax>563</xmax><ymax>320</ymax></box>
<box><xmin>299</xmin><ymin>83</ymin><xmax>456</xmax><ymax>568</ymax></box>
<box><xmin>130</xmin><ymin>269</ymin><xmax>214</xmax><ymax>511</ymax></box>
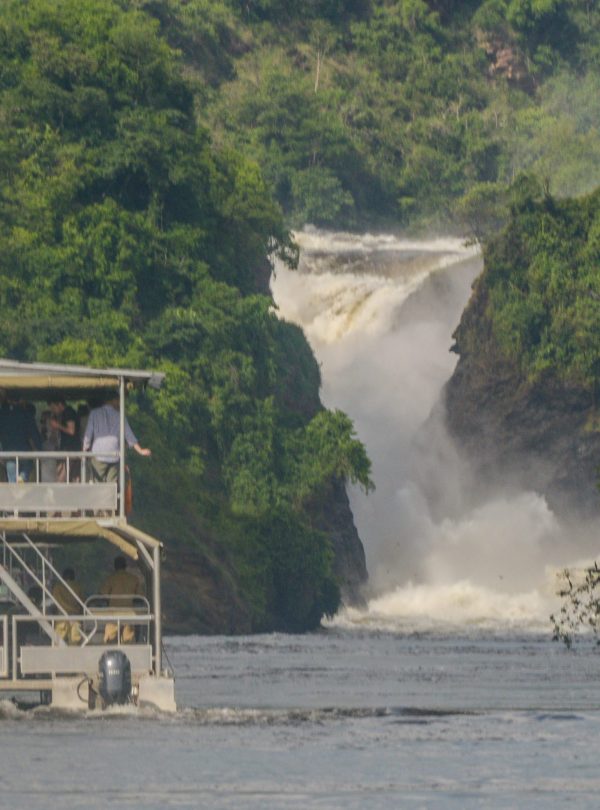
<box><xmin>0</xmin><ymin>0</ymin><xmax>372</xmax><ymax>631</ymax></box>
<box><xmin>551</xmin><ymin>563</ymin><xmax>600</xmax><ymax>648</ymax></box>
<box><xmin>167</xmin><ymin>0</ymin><xmax>600</xmax><ymax>229</ymax></box>
<box><xmin>478</xmin><ymin>185</ymin><xmax>600</xmax><ymax>390</ymax></box>
<box><xmin>4</xmin><ymin>0</ymin><xmax>598</xmax><ymax>233</ymax></box>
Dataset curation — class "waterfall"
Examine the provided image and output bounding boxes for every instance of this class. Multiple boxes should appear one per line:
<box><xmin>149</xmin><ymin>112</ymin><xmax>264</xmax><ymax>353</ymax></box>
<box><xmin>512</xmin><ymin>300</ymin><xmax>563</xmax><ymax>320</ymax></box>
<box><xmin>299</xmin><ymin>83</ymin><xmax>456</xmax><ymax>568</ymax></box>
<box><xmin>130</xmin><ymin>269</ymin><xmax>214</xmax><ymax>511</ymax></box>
<box><xmin>272</xmin><ymin>228</ymin><xmax>593</xmax><ymax>632</ymax></box>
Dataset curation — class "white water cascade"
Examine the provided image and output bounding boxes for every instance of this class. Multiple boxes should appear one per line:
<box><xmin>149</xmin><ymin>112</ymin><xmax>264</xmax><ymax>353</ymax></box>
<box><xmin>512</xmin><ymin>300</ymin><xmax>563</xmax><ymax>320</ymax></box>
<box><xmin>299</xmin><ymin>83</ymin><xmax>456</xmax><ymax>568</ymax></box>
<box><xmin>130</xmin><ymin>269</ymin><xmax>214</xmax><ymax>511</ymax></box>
<box><xmin>272</xmin><ymin>228</ymin><xmax>599</xmax><ymax>633</ymax></box>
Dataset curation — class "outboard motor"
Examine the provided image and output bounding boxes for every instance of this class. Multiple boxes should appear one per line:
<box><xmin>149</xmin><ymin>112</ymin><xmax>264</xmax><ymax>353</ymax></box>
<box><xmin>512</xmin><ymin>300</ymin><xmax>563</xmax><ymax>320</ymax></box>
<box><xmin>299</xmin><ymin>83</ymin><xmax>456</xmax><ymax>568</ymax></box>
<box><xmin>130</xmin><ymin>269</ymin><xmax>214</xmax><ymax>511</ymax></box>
<box><xmin>98</xmin><ymin>650</ymin><xmax>132</xmax><ymax>707</ymax></box>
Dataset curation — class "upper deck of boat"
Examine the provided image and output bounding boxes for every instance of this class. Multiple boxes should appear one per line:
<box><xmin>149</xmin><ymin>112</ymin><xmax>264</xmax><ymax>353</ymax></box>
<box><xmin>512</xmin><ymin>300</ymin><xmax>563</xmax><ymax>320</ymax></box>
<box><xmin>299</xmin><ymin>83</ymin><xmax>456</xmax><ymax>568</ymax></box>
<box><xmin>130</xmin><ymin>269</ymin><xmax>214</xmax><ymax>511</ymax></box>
<box><xmin>0</xmin><ymin>358</ymin><xmax>164</xmax><ymax>529</ymax></box>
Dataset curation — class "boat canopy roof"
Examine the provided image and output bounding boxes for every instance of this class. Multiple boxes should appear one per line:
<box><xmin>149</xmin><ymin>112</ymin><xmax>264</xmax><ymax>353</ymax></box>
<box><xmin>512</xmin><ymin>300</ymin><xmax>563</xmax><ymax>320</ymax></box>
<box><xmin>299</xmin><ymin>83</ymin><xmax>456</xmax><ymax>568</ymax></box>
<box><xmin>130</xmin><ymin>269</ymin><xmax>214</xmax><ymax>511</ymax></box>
<box><xmin>1</xmin><ymin>518</ymin><xmax>162</xmax><ymax>558</ymax></box>
<box><xmin>0</xmin><ymin>359</ymin><xmax>164</xmax><ymax>400</ymax></box>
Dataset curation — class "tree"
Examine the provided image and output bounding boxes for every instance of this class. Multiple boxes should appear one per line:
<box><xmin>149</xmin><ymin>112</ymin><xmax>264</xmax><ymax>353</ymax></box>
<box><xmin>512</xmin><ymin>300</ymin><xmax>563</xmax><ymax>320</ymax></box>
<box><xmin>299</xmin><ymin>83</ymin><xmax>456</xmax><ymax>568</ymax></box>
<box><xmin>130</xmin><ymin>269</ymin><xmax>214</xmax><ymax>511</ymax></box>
<box><xmin>0</xmin><ymin>0</ymin><xmax>374</xmax><ymax>631</ymax></box>
<box><xmin>551</xmin><ymin>563</ymin><xmax>600</xmax><ymax>648</ymax></box>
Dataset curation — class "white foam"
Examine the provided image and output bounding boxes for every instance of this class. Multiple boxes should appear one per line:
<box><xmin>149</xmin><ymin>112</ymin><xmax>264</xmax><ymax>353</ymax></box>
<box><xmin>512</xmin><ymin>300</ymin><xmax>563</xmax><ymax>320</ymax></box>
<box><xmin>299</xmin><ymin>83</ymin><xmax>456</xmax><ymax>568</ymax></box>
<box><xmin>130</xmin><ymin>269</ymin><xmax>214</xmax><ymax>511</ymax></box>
<box><xmin>274</xmin><ymin>231</ymin><xmax>479</xmax><ymax>345</ymax></box>
<box><xmin>332</xmin><ymin>580</ymin><xmax>557</xmax><ymax>633</ymax></box>
<box><xmin>272</xmin><ymin>266</ymin><xmax>429</xmax><ymax>344</ymax></box>
<box><xmin>294</xmin><ymin>227</ymin><xmax>477</xmax><ymax>257</ymax></box>
<box><xmin>272</xmin><ymin>229</ymin><xmax>596</xmax><ymax>633</ymax></box>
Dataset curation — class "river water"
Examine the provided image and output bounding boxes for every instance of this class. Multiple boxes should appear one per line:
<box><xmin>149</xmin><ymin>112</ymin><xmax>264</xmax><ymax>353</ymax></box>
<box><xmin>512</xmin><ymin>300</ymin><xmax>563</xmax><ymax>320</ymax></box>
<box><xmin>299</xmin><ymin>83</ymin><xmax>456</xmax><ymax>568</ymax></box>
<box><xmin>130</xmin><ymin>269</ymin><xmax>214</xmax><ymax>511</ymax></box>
<box><xmin>2</xmin><ymin>231</ymin><xmax>598</xmax><ymax>807</ymax></box>
<box><xmin>1</xmin><ymin>629</ymin><xmax>599</xmax><ymax>809</ymax></box>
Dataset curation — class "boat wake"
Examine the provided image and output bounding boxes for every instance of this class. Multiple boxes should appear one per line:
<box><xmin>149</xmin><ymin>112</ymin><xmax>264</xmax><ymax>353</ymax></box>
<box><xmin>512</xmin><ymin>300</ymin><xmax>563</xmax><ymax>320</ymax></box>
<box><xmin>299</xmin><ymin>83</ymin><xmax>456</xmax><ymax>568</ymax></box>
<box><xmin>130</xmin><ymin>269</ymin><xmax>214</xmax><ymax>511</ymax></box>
<box><xmin>0</xmin><ymin>693</ymin><xmax>476</xmax><ymax>726</ymax></box>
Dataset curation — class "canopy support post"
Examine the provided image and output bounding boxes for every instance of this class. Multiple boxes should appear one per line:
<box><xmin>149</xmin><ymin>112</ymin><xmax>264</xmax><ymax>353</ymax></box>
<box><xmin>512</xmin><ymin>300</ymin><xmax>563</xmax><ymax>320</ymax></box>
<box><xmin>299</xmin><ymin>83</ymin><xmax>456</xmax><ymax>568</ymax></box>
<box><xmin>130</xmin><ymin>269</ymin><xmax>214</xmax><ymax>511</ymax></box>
<box><xmin>153</xmin><ymin>544</ymin><xmax>162</xmax><ymax>675</ymax></box>
<box><xmin>119</xmin><ymin>376</ymin><xmax>126</xmax><ymax>520</ymax></box>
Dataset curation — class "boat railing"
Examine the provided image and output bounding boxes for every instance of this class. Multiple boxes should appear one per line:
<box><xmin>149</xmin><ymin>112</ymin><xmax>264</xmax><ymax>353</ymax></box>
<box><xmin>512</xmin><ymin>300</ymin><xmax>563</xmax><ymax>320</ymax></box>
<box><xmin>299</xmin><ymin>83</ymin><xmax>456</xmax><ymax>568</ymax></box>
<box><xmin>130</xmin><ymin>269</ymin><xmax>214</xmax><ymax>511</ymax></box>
<box><xmin>0</xmin><ymin>451</ymin><xmax>120</xmax><ymax>518</ymax></box>
<box><xmin>0</xmin><ymin>615</ymin><xmax>7</xmax><ymax>677</ymax></box>
<box><xmin>10</xmin><ymin>612</ymin><xmax>154</xmax><ymax>680</ymax></box>
<box><xmin>1</xmin><ymin>530</ymin><xmax>91</xmax><ymax>619</ymax></box>
<box><xmin>85</xmin><ymin>594</ymin><xmax>150</xmax><ymax>612</ymax></box>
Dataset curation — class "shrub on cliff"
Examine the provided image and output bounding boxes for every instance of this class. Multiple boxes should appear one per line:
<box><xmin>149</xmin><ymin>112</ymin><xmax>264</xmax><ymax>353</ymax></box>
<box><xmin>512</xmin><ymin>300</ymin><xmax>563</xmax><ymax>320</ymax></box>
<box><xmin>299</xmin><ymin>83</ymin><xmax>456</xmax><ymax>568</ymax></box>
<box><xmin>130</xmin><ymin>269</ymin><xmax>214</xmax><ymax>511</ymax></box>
<box><xmin>551</xmin><ymin>563</ymin><xmax>600</xmax><ymax>649</ymax></box>
<box><xmin>462</xmin><ymin>182</ymin><xmax>600</xmax><ymax>397</ymax></box>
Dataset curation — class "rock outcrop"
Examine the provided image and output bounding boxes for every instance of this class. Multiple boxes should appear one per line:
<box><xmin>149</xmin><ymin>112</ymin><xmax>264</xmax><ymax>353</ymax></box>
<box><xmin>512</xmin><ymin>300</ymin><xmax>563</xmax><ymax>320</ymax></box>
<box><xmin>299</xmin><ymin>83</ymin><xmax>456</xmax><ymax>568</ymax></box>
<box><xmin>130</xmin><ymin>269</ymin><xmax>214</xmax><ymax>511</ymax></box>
<box><xmin>443</xmin><ymin>278</ymin><xmax>600</xmax><ymax>519</ymax></box>
<box><xmin>158</xmin><ymin>482</ymin><xmax>367</xmax><ymax>634</ymax></box>
<box><xmin>311</xmin><ymin>478</ymin><xmax>367</xmax><ymax>606</ymax></box>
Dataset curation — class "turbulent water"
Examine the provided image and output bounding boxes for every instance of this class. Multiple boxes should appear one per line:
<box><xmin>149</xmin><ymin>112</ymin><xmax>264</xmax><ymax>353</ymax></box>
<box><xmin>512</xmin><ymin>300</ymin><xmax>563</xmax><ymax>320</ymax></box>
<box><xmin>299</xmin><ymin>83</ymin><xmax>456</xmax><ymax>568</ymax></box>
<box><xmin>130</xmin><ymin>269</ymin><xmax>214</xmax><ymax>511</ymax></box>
<box><xmin>272</xmin><ymin>228</ymin><xmax>600</xmax><ymax>629</ymax></box>
<box><xmin>3</xmin><ymin>231</ymin><xmax>600</xmax><ymax>808</ymax></box>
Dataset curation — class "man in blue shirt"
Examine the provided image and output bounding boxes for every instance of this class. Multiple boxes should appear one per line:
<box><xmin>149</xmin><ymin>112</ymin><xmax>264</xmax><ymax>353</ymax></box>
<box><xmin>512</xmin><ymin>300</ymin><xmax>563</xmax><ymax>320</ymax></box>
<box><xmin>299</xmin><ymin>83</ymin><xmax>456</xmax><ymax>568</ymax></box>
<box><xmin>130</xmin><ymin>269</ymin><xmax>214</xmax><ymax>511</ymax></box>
<box><xmin>82</xmin><ymin>391</ymin><xmax>151</xmax><ymax>483</ymax></box>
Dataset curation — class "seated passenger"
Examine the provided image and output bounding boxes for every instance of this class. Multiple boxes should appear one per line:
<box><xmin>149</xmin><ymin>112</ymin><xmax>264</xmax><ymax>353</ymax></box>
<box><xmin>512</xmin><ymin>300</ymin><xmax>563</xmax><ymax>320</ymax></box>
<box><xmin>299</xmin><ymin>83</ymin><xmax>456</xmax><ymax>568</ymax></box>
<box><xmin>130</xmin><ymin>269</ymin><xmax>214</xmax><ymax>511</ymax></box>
<box><xmin>52</xmin><ymin>568</ymin><xmax>84</xmax><ymax>645</ymax></box>
<box><xmin>100</xmin><ymin>556</ymin><xmax>145</xmax><ymax>644</ymax></box>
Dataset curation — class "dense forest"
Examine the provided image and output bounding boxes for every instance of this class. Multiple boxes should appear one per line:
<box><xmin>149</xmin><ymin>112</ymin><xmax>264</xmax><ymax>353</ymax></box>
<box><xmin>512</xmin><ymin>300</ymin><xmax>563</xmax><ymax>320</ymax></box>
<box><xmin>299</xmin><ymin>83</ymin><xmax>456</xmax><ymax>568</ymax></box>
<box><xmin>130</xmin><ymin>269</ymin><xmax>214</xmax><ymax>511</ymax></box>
<box><xmin>1</xmin><ymin>0</ymin><xmax>599</xmax><ymax>632</ymax></box>
<box><xmin>0</xmin><ymin>0</ymin><xmax>372</xmax><ymax>632</ymax></box>
<box><xmin>165</xmin><ymin>0</ymin><xmax>600</xmax><ymax>229</ymax></box>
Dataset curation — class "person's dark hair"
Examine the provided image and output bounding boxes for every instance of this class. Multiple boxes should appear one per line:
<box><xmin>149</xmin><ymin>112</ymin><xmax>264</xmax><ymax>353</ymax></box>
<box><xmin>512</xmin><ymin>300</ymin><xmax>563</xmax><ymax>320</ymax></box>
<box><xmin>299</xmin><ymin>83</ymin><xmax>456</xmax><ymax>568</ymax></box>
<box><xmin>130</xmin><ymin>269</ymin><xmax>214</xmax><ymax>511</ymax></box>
<box><xmin>114</xmin><ymin>556</ymin><xmax>127</xmax><ymax>571</ymax></box>
<box><xmin>104</xmin><ymin>389</ymin><xmax>120</xmax><ymax>404</ymax></box>
<box><xmin>27</xmin><ymin>585</ymin><xmax>43</xmax><ymax>606</ymax></box>
<box><xmin>62</xmin><ymin>567</ymin><xmax>75</xmax><ymax>581</ymax></box>
<box><xmin>47</xmin><ymin>395</ymin><xmax>66</xmax><ymax>406</ymax></box>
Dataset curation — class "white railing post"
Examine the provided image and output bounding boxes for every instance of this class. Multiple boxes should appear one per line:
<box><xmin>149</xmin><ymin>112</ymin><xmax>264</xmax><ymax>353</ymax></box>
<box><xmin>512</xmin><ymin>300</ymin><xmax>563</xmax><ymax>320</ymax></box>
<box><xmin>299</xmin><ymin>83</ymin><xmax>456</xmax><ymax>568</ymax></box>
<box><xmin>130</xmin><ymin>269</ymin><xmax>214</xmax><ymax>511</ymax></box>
<box><xmin>119</xmin><ymin>376</ymin><xmax>126</xmax><ymax>520</ymax></box>
<box><xmin>153</xmin><ymin>544</ymin><xmax>162</xmax><ymax>675</ymax></box>
<box><xmin>12</xmin><ymin>616</ymin><xmax>17</xmax><ymax>680</ymax></box>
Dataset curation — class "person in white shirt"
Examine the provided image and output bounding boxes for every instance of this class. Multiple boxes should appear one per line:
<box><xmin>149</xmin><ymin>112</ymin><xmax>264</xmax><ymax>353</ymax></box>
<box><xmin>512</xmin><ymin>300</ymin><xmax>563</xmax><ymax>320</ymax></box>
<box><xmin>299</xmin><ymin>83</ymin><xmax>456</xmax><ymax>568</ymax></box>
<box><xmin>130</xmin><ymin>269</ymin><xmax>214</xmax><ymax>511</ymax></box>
<box><xmin>82</xmin><ymin>392</ymin><xmax>151</xmax><ymax>482</ymax></box>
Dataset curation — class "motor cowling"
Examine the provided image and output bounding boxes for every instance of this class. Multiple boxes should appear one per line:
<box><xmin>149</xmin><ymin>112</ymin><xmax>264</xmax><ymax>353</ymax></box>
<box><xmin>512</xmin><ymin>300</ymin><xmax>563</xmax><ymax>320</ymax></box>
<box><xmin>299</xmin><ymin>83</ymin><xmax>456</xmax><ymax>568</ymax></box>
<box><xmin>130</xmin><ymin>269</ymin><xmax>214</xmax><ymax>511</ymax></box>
<box><xmin>98</xmin><ymin>650</ymin><xmax>132</xmax><ymax>707</ymax></box>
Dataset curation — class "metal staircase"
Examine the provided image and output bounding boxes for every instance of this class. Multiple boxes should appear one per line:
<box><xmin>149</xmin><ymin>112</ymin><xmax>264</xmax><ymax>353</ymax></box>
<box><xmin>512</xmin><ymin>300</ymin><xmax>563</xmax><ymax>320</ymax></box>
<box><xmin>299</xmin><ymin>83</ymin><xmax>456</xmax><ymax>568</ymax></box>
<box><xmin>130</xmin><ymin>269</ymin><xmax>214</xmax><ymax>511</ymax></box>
<box><xmin>0</xmin><ymin>531</ymin><xmax>93</xmax><ymax>645</ymax></box>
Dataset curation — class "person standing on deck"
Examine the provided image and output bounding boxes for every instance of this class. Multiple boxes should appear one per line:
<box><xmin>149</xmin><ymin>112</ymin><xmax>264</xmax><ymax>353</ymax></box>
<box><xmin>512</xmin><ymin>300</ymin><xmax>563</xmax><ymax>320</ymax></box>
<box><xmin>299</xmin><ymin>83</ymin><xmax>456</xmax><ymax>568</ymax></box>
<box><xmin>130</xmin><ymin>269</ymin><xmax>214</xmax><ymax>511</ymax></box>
<box><xmin>48</xmin><ymin>396</ymin><xmax>80</xmax><ymax>481</ymax></box>
<box><xmin>0</xmin><ymin>391</ymin><xmax>42</xmax><ymax>482</ymax></box>
<box><xmin>82</xmin><ymin>391</ymin><xmax>151</xmax><ymax>483</ymax></box>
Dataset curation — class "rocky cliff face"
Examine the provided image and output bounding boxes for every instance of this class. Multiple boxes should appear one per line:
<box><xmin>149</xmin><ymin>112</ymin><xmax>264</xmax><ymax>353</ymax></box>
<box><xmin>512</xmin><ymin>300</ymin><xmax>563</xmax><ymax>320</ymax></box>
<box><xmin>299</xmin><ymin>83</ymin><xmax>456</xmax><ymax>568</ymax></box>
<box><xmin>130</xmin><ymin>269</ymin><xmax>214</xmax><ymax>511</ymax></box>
<box><xmin>311</xmin><ymin>478</ymin><xmax>368</xmax><ymax>606</ymax></box>
<box><xmin>443</xmin><ymin>278</ymin><xmax>600</xmax><ymax>520</ymax></box>
<box><xmin>159</xmin><ymin>481</ymin><xmax>367</xmax><ymax>635</ymax></box>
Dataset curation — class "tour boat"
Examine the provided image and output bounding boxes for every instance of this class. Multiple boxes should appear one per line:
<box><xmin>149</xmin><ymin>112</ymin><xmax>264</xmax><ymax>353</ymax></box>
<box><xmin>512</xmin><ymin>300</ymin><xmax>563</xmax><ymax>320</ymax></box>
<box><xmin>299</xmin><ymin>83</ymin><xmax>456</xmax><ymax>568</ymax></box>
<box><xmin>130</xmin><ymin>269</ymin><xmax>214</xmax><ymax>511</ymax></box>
<box><xmin>0</xmin><ymin>359</ymin><xmax>176</xmax><ymax>711</ymax></box>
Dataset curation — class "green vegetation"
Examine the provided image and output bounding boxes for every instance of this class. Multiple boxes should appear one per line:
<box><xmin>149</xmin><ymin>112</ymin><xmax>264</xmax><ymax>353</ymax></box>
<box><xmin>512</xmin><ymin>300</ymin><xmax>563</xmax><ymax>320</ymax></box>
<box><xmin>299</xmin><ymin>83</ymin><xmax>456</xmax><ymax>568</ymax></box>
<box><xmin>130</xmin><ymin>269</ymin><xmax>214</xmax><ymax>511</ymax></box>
<box><xmin>148</xmin><ymin>0</ymin><xmax>600</xmax><ymax>229</ymax></box>
<box><xmin>0</xmin><ymin>0</ymin><xmax>372</xmax><ymax>632</ymax></box>
<box><xmin>455</xmin><ymin>182</ymin><xmax>600</xmax><ymax>395</ymax></box>
<box><xmin>552</xmin><ymin>563</ymin><xmax>600</xmax><ymax>648</ymax></box>
<box><xmin>2</xmin><ymin>0</ymin><xmax>600</xmax><ymax>630</ymax></box>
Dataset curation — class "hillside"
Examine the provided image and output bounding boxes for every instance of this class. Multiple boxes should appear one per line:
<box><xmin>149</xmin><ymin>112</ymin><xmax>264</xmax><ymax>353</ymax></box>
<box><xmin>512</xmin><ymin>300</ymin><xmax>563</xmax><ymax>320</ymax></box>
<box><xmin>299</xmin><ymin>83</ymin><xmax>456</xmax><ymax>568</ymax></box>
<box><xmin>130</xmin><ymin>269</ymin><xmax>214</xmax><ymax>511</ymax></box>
<box><xmin>2</xmin><ymin>0</ymin><xmax>600</xmax><ymax>632</ymax></box>
<box><xmin>0</xmin><ymin>0</ymin><xmax>371</xmax><ymax>633</ymax></box>
<box><xmin>150</xmin><ymin>0</ymin><xmax>600</xmax><ymax>230</ymax></box>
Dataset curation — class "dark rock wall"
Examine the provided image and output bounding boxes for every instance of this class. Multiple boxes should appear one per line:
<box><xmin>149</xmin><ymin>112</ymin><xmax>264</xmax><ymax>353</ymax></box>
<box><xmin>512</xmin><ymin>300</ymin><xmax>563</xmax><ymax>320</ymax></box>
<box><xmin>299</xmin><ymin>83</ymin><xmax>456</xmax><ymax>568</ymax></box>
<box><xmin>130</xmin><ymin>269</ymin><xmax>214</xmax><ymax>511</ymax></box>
<box><xmin>311</xmin><ymin>478</ymin><xmax>368</xmax><ymax>606</ymax></box>
<box><xmin>159</xmin><ymin>478</ymin><xmax>368</xmax><ymax>635</ymax></box>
